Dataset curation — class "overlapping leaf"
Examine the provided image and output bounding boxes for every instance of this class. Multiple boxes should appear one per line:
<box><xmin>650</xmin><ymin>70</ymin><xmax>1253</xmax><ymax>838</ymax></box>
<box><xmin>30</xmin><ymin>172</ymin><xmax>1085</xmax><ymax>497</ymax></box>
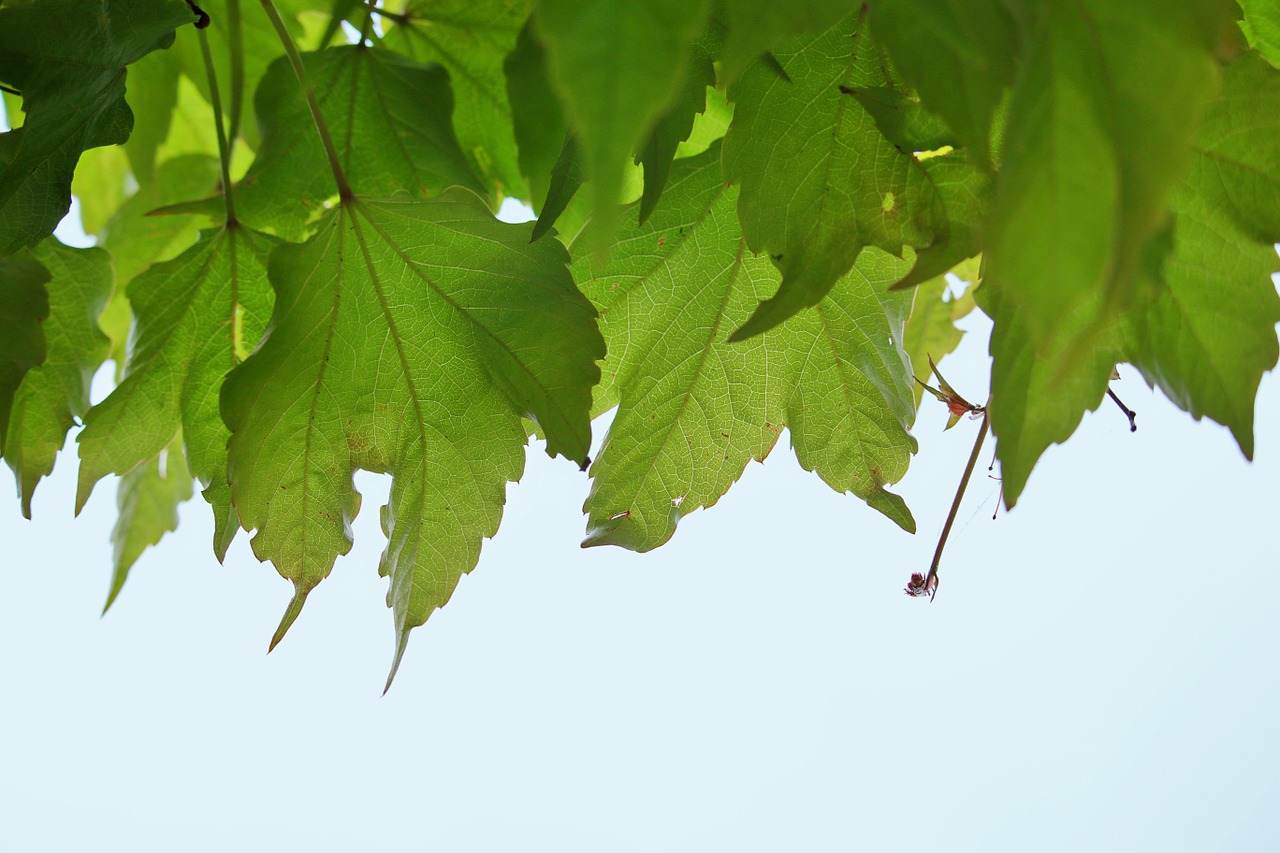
<box><xmin>76</xmin><ymin>222</ymin><xmax>277</xmax><ymax>562</ymax></box>
<box><xmin>0</xmin><ymin>0</ymin><xmax>195</xmax><ymax>254</ymax></box>
<box><xmin>986</xmin><ymin>50</ymin><xmax>1280</xmax><ymax>507</ymax></box>
<box><xmin>535</xmin><ymin>0</ymin><xmax>711</xmax><ymax>245</ymax></box>
<box><xmin>715</xmin><ymin>0</ymin><xmax>852</xmax><ymax>87</ymax></box>
<box><xmin>220</xmin><ymin>189</ymin><xmax>603</xmax><ymax>684</ymax></box>
<box><xmin>234</xmin><ymin>45</ymin><xmax>484</xmax><ymax>240</ymax></box>
<box><xmin>383</xmin><ymin>0</ymin><xmax>532</xmax><ymax>197</ymax></box>
<box><xmin>105</xmin><ymin>434</ymin><xmax>193</xmax><ymax>613</ymax></box>
<box><xmin>504</xmin><ymin>21</ymin><xmax>569</xmax><ymax>211</ymax></box>
<box><xmin>868</xmin><ymin>0</ymin><xmax>1017</xmax><ymax>169</ymax></box>
<box><xmin>983</xmin><ymin>0</ymin><xmax>1232</xmax><ymax>352</ymax></box>
<box><xmin>575</xmin><ymin>144</ymin><xmax>916</xmax><ymax>551</ymax></box>
<box><xmin>3</xmin><ymin>241</ymin><xmax>112</xmax><ymax>516</ymax></box>
<box><xmin>722</xmin><ymin>10</ymin><xmax>942</xmax><ymax>339</ymax></box>
<box><xmin>0</xmin><ymin>257</ymin><xmax>50</xmax><ymax>448</ymax></box>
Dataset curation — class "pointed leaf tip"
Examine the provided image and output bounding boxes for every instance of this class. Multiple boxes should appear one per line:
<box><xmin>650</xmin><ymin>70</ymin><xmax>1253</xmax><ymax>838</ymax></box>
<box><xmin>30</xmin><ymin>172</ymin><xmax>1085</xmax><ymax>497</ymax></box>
<box><xmin>383</xmin><ymin>631</ymin><xmax>411</xmax><ymax>695</ymax></box>
<box><xmin>268</xmin><ymin>587</ymin><xmax>312</xmax><ymax>653</ymax></box>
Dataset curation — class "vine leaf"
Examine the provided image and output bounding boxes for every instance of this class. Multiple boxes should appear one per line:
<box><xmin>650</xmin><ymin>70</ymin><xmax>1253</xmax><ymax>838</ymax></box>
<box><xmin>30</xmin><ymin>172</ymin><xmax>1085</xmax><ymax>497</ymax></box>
<box><xmin>235</xmin><ymin>45</ymin><xmax>485</xmax><ymax>240</ymax></box>
<box><xmin>531</xmin><ymin>132</ymin><xmax>585</xmax><ymax>242</ymax></box>
<box><xmin>985</xmin><ymin>46</ymin><xmax>1280</xmax><ymax>509</ymax></box>
<box><xmin>0</xmin><ymin>0</ymin><xmax>194</xmax><ymax>254</ymax></box>
<box><xmin>635</xmin><ymin>47</ymin><xmax>714</xmax><ymax>225</ymax></box>
<box><xmin>535</xmin><ymin>0</ymin><xmax>711</xmax><ymax>247</ymax></box>
<box><xmin>867</xmin><ymin>0</ymin><xmax>1017</xmax><ymax>169</ymax></box>
<box><xmin>105</xmin><ymin>434</ymin><xmax>194</xmax><ymax>614</ymax></box>
<box><xmin>576</xmin><ymin>144</ymin><xmax>916</xmax><ymax>552</ymax></box>
<box><xmin>383</xmin><ymin>0</ymin><xmax>532</xmax><ymax>197</ymax></box>
<box><xmin>982</xmin><ymin>1</ymin><xmax>1232</xmax><ymax>355</ymax></box>
<box><xmin>715</xmin><ymin>0</ymin><xmax>852</xmax><ymax>87</ymax></box>
<box><xmin>1240</xmin><ymin>0</ymin><xmax>1280</xmax><ymax>69</ymax></box>
<box><xmin>0</xmin><ymin>257</ymin><xmax>50</xmax><ymax>450</ymax></box>
<box><xmin>76</xmin><ymin>223</ymin><xmax>278</xmax><ymax>564</ymax></box>
<box><xmin>1124</xmin><ymin>53</ymin><xmax>1280</xmax><ymax>459</ymax></box>
<box><xmin>219</xmin><ymin>190</ymin><xmax>603</xmax><ymax>686</ymax></box>
<box><xmin>901</xmin><ymin>270</ymin><xmax>978</xmax><ymax>408</ymax></box>
<box><xmin>723</xmin><ymin>10</ymin><xmax>942</xmax><ymax>341</ymax></box>
<box><xmin>891</xmin><ymin>155</ymin><xmax>989</xmax><ymax>292</ymax></box>
<box><xmin>3</xmin><ymin>241</ymin><xmax>112</xmax><ymax>517</ymax></box>
<box><xmin>505</xmin><ymin>20</ymin><xmax>569</xmax><ymax>212</ymax></box>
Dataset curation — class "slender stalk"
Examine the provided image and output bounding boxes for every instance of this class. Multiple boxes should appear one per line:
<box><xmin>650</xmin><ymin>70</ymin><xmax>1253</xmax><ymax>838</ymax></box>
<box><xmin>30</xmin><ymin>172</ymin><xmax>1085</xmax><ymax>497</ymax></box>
<box><xmin>360</xmin><ymin>0</ymin><xmax>410</xmax><ymax>25</ymax></box>
<box><xmin>1107</xmin><ymin>388</ymin><xmax>1137</xmax><ymax>432</ymax></box>
<box><xmin>259</xmin><ymin>0</ymin><xmax>354</xmax><ymax>200</ymax></box>
<box><xmin>925</xmin><ymin>411</ymin><xmax>990</xmax><ymax>599</ymax></box>
<box><xmin>227</xmin><ymin>0</ymin><xmax>245</xmax><ymax>149</ymax></box>
<box><xmin>198</xmin><ymin>28</ymin><xmax>237</xmax><ymax>224</ymax></box>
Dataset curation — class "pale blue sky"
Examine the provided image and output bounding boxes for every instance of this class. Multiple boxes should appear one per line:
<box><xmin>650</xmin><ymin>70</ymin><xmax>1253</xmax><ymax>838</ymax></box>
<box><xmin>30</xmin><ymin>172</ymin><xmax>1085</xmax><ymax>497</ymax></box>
<box><xmin>2</xmin><ymin>189</ymin><xmax>1278</xmax><ymax>849</ymax></box>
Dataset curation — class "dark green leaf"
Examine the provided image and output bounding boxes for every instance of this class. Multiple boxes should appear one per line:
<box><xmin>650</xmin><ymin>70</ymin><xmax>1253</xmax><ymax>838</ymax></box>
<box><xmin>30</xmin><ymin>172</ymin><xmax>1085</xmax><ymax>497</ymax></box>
<box><xmin>0</xmin><ymin>0</ymin><xmax>193</xmax><ymax>253</ymax></box>
<box><xmin>535</xmin><ymin>0</ymin><xmax>711</xmax><ymax>246</ymax></box>
<box><xmin>0</xmin><ymin>256</ymin><xmax>50</xmax><ymax>450</ymax></box>
<box><xmin>3</xmin><ymin>240</ymin><xmax>112</xmax><ymax>516</ymax></box>
<box><xmin>636</xmin><ymin>49</ymin><xmax>714</xmax><ymax>225</ymax></box>
<box><xmin>722</xmin><ymin>11</ymin><xmax>941</xmax><ymax>339</ymax></box>
<box><xmin>505</xmin><ymin>20</ymin><xmax>568</xmax><ymax>210</ymax></box>
<box><xmin>842</xmin><ymin>86</ymin><xmax>956</xmax><ymax>154</ymax></box>
<box><xmin>868</xmin><ymin>0</ymin><xmax>1017</xmax><ymax>169</ymax></box>
<box><xmin>892</xmin><ymin>154</ymin><xmax>990</xmax><ymax>291</ymax></box>
<box><xmin>531</xmin><ymin>132</ymin><xmax>584</xmax><ymax>242</ymax></box>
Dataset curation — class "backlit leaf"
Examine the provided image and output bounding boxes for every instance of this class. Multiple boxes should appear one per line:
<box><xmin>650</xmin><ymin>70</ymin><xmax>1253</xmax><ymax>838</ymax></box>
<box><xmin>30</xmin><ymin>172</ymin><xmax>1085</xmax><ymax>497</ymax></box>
<box><xmin>235</xmin><ymin>45</ymin><xmax>485</xmax><ymax>240</ymax></box>
<box><xmin>576</xmin><ymin>144</ymin><xmax>915</xmax><ymax>551</ymax></box>
<box><xmin>723</xmin><ymin>10</ymin><xmax>941</xmax><ymax>339</ymax></box>
<box><xmin>716</xmin><ymin>0</ymin><xmax>852</xmax><ymax>87</ymax></box>
<box><xmin>220</xmin><ymin>189</ymin><xmax>602</xmax><ymax>684</ymax></box>
<box><xmin>3</xmin><ymin>240</ymin><xmax>112</xmax><ymax>516</ymax></box>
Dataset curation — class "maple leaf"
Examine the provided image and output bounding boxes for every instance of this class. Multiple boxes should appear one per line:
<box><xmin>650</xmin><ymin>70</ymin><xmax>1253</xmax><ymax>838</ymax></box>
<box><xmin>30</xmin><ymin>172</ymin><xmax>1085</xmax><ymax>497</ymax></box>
<box><xmin>219</xmin><ymin>189</ymin><xmax>603</xmax><ymax>687</ymax></box>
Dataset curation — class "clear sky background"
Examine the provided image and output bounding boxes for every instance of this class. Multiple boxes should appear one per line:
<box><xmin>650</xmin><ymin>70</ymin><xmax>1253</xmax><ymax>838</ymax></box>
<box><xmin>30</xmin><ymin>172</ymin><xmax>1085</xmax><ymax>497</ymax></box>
<box><xmin>3</xmin><ymin>198</ymin><xmax>1279</xmax><ymax>850</ymax></box>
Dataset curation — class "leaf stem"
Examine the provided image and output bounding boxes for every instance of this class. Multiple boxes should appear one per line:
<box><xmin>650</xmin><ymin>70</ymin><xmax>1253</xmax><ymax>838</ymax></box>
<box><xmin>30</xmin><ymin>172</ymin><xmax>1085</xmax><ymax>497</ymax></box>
<box><xmin>227</xmin><ymin>0</ymin><xmax>245</xmax><ymax>149</ymax></box>
<box><xmin>197</xmin><ymin>28</ymin><xmax>238</xmax><ymax>224</ymax></box>
<box><xmin>259</xmin><ymin>0</ymin><xmax>354</xmax><ymax>200</ymax></box>
<box><xmin>360</xmin><ymin>1</ymin><xmax>410</xmax><ymax>25</ymax></box>
<box><xmin>1107</xmin><ymin>388</ymin><xmax>1137</xmax><ymax>432</ymax></box>
<box><xmin>925</xmin><ymin>410</ymin><xmax>990</xmax><ymax>599</ymax></box>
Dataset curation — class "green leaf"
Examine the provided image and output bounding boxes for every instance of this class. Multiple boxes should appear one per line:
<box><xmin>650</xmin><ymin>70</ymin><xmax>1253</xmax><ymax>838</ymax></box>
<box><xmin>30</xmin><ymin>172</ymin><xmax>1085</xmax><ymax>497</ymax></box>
<box><xmin>901</xmin><ymin>273</ymin><xmax>977</xmax><ymax>408</ymax></box>
<box><xmin>868</xmin><ymin>0</ymin><xmax>1017</xmax><ymax>169</ymax></box>
<box><xmin>983</xmin><ymin>0</ymin><xmax>1231</xmax><ymax>352</ymax></box>
<box><xmin>842</xmin><ymin>86</ymin><xmax>957</xmax><ymax>155</ymax></box>
<box><xmin>505</xmin><ymin>20</ymin><xmax>568</xmax><ymax>210</ymax></box>
<box><xmin>1239</xmin><ymin>0</ymin><xmax>1280</xmax><ymax>69</ymax></box>
<box><xmin>235</xmin><ymin>45</ymin><xmax>485</xmax><ymax>240</ymax></box>
<box><xmin>3</xmin><ymin>240</ymin><xmax>112</xmax><ymax>517</ymax></box>
<box><xmin>0</xmin><ymin>256</ymin><xmax>50</xmax><ymax>451</ymax></box>
<box><xmin>892</xmin><ymin>153</ymin><xmax>990</xmax><ymax>291</ymax></box>
<box><xmin>120</xmin><ymin>48</ymin><xmax>181</xmax><ymax>186</ymax></box>
<box><xmin>383</xmin><ymin>0</ymin><xmax>532</xmax><ymax>197</ymax></box>
<box><xmin>76</xmin><ymin>222</ymin><xmax>277</xmax><ymax>563</ymax></box>
<box><xmin>105</xmin><ymin>434</ymin><xmax>194</xmax><ymax>613</ymax></box>
<box><xmin>1124</xmin><ymin>53</ymin><xmax>1280</xmax><ymax>458</ymax></box>
<box><xmin>716</xmin><ymin>0</ymin><xmax>852</xmax><ymax>87</ymax></box>
<box><xmin>0</xmin><ymin>0</ymin><xmax>194</xmax><ymax>254</ymax></box>
<box><xmin>219</xmin><ymin>189</ymin><xmax>603</xmax><ymax>683</ymax></box>
<box><xmin>535</xmin><ymin>0</ymin><xmax>711</xmax><ymax>246</ymax></box>
<box><xmin>636</xmin><ymin>48</ymin><xmax>714</xmax><ymax>225</ymax></box>
<box><xmin>575</xmin><ymin>144</ymin><xmax>915</xmax><ymax>551</ymax></box>
<box><xmin>978</xmin><ymin>275</ymin><xmax>1121</xmax><ymax>509</ymax></box>
<box><xmin>722</xmin><ymin>11</ymin><xmax>941</xmax><ymax>339</ymax></box>
<box><xmin>531</xmin><ymin>132</ymin><xmax>584</xmax><ymax>242</ymax></box>
<box><xmin>70</xmin><ymin>140</ymin><xmax>132</xmax><ymax>237</ymax></box>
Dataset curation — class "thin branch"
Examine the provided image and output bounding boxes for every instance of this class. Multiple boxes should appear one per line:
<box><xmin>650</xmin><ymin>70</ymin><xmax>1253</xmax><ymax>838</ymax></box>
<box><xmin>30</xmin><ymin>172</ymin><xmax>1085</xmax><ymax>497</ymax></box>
<box><xmin>360</xmin><ymin>0</ymin><xmax>410</xmax><ymax>25</ymax></box>
<box><xmin>197</xmin><ymin>28</ymin><xmax>237</xmax><ymax>224</ymax></box>
<box><xmin>924</xmin><ymin>410</ymin><xmax>990</xmax><ymax>600</ymax></box>
<box><xmin>1107</xmin><ymin>388</ymin><xmax>1137</xmax><ymax>432</ymax></box>
<box><xmin>259</xmin><ymin>0</ymin><xmax>354</xmax><ymax>200</ymax></box>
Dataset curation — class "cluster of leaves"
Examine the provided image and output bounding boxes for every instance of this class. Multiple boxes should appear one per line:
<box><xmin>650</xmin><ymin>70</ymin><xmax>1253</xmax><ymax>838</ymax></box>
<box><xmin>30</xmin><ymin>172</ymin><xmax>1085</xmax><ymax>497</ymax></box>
<box><xmin>3</xmin><ymin>0</ymin><xmax>1279</xmax><ymax>683</ymax></box>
